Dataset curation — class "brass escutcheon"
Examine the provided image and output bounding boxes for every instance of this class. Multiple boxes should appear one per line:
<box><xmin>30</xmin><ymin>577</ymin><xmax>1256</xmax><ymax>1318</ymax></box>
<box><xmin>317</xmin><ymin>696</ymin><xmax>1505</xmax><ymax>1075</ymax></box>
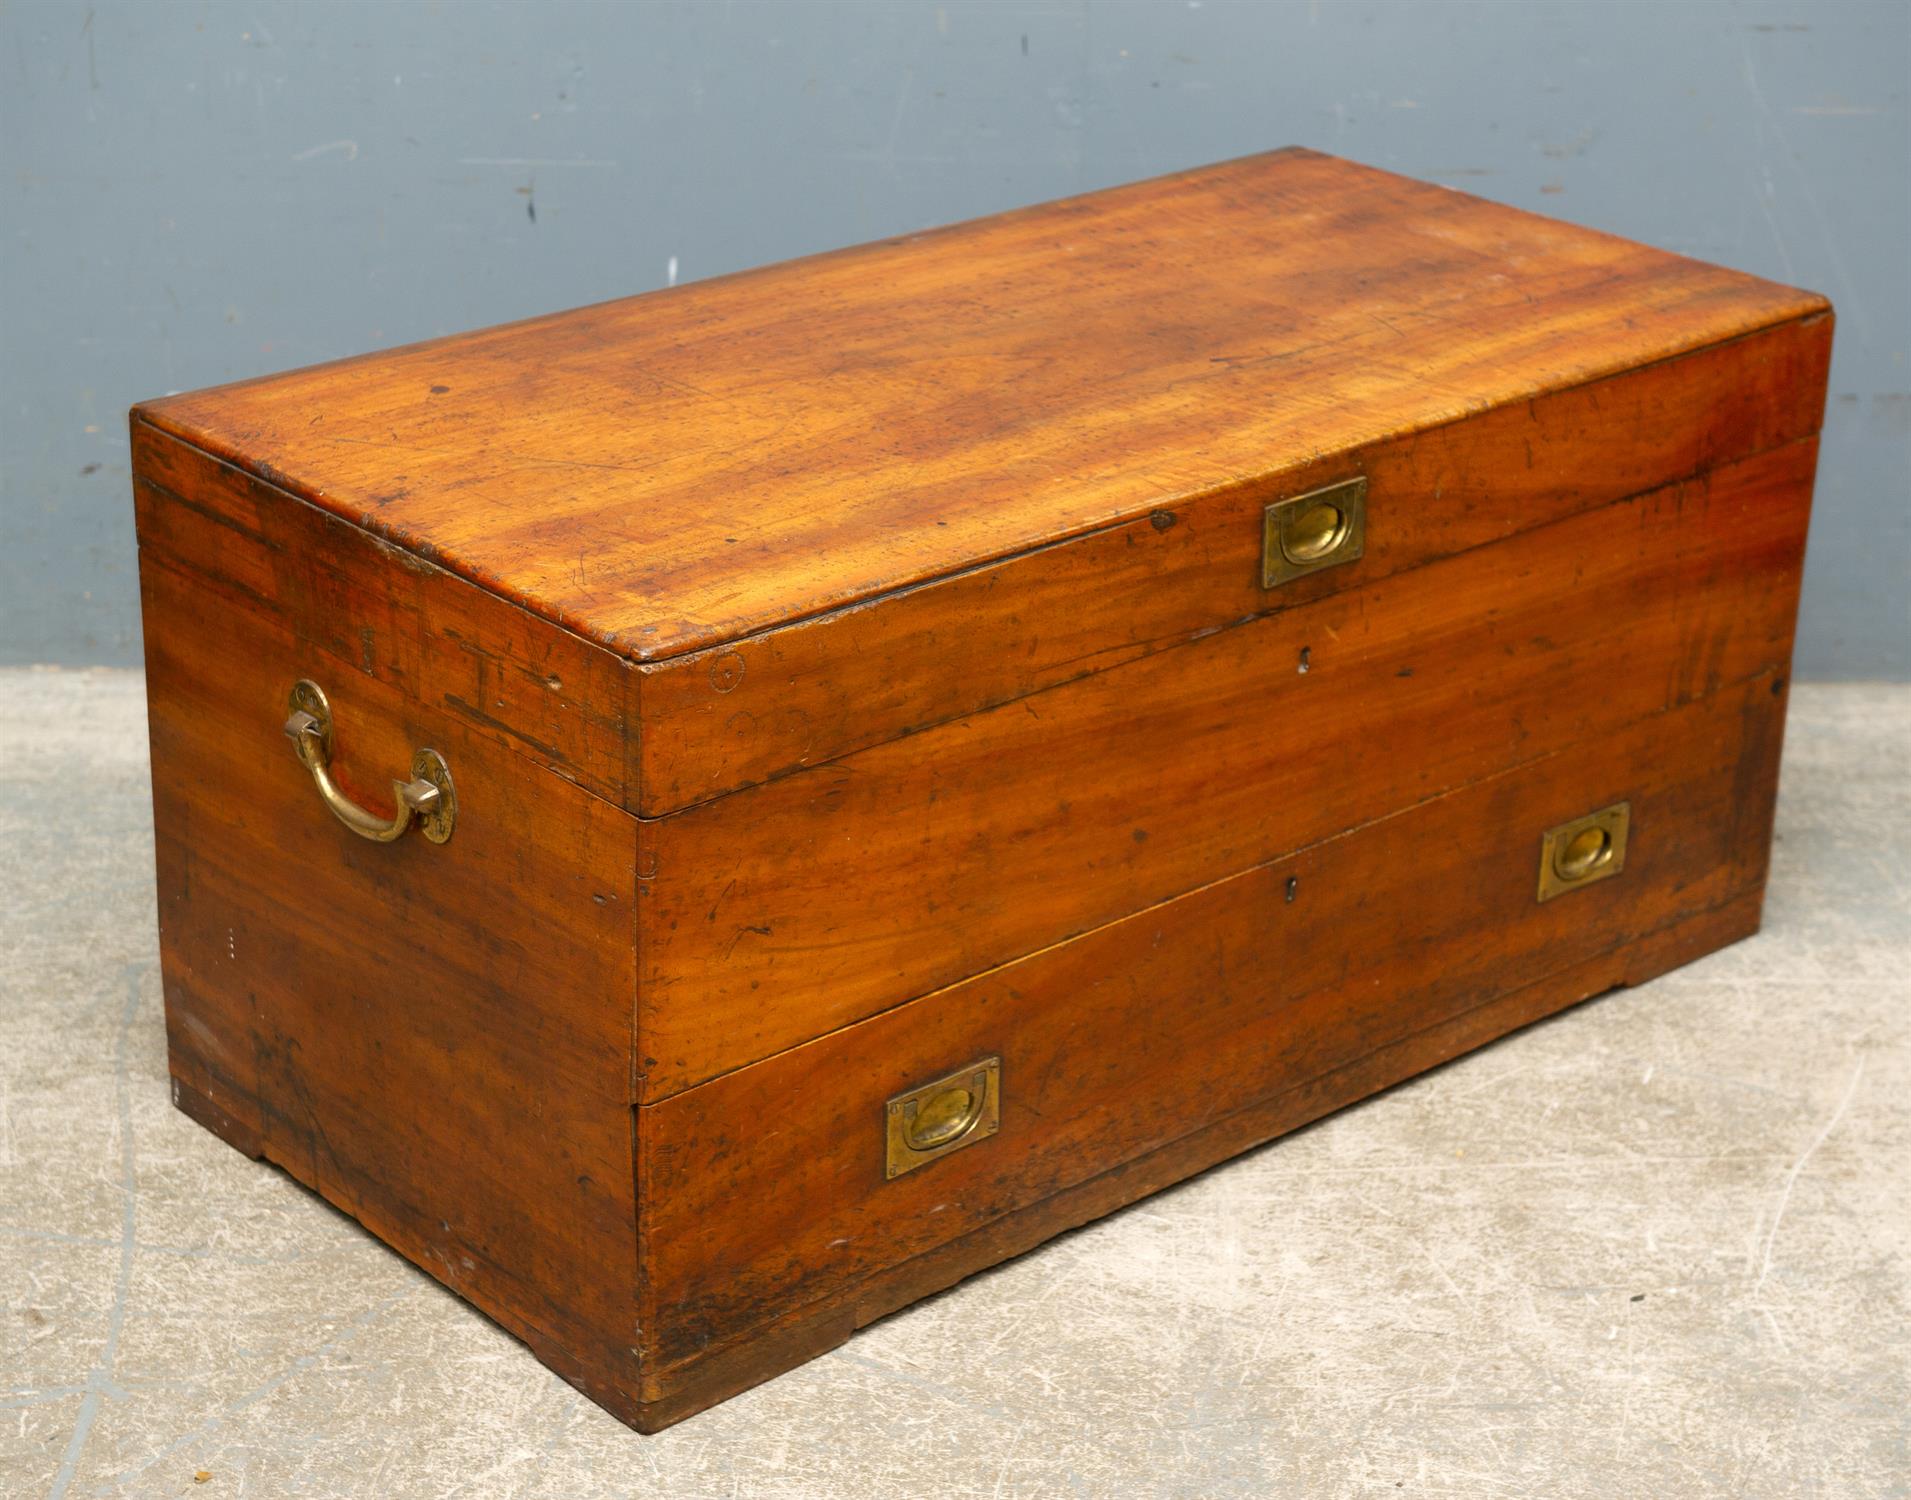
<box><xmin>1536</xmin><ymin>802</ymin><xmax>1630</xmax><ymax>902</ymax></box>
<box><xmin>885</xmin><ymin>1057</ymin><xmax>1000</xmax><ymax>1178</ymax></box>
<box><xmin>1263</xmin><ymin>476</ymin><xmax>1367</xmax><ymax>588</ymax></box>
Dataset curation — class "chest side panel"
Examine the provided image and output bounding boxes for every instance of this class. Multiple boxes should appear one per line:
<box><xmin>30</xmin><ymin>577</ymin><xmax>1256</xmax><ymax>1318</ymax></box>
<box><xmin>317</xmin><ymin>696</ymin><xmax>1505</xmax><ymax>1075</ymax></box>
<box><xmin>130</xmin><ymin>421</ymin><xmax>639</xmax><ymax>809</ymax></box>
<box><xmin>635</xmin><ymin>436</ymin><xmax>1816</xmax><ymax>1099</ymax></box>
<box><xmin>137</xmin><ymin>480</ymin><xmax>643</xmax><ymax>1412</ymax></box>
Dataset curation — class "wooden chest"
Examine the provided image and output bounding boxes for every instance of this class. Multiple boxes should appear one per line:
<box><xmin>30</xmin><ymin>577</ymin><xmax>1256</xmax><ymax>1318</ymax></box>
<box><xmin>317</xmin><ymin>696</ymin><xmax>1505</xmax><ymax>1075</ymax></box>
<box><xmin>131</xmin><ymin>149</ymin><xmax>1831</xmax><ymax>1431</ymax></box>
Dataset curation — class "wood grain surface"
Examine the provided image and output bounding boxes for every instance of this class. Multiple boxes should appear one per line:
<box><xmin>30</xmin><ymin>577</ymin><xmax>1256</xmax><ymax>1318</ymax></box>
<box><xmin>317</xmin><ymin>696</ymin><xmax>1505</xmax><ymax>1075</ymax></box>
<box><xmin>625</xmin><ymin>884</ymin><xmax>1770</xmax><ymax>1430</ymax></box>
<box><xmin>636</xmin><ymin>673</ymin><xmax>1787</xmax><ymax>1378</ymax></box>
<box><xmin>130</xmin><ymin>306</ymin><xmax>1830</xmax><ymax>821</ymax></box>
<box><xmin>631</xmin><ymin>314</ymin><xmax>1829</xmax><ymax>811</ymax></box>
<box><xmin>635</xmin><ymin>439</ymin><xmax>1816</xmax><ymax>1099</ymax></box>
<box><xmin>133</xmin><ymin>149</ymin><xmax>1825</xmax><ymax>670</ymax></box>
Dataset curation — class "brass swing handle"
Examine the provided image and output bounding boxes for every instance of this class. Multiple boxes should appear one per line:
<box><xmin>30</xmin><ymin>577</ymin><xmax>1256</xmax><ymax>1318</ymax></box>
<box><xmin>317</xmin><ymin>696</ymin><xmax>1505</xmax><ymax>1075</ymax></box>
<box><xmin>282</xmin><ymin>679</ymin><xmax>457</xmax><ymax>845</ymax></box>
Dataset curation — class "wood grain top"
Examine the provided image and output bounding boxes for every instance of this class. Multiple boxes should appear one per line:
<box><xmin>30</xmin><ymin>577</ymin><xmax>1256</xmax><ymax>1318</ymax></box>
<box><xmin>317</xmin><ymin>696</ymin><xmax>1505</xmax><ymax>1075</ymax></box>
<box><xmin>134</xmin><ymin>147</ymin><xmax>1827</xmax><ymax>663</ymax></box>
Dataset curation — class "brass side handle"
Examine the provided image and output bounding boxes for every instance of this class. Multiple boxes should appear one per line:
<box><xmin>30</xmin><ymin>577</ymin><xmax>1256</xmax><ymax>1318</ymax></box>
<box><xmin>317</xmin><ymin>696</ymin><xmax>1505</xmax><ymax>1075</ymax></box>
<box><xmin>282</xmin><ymin>679</ymin><xmax>456</xmax><ymax>845</ymax></box>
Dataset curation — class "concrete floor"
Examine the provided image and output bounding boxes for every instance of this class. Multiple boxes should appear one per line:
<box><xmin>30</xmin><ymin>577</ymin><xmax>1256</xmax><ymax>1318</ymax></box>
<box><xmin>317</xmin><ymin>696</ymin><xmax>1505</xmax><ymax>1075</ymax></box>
<box><xmin>1</xmin><ymin>668</ymin><xmax>1905</xmax><ymax>1499</ymax></box>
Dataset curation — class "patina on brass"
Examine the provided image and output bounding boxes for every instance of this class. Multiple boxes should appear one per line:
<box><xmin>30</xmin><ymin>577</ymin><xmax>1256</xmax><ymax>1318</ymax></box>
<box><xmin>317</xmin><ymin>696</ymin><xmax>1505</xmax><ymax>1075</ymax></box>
<box><xmin>283</xmin><ymin>679</ymin><xmax>457</xmax><ymax>845</ymax></box>
<box><xmin>1262</xmin><ymin>475</ymin><xmax>1367</xmax><ymax>588</ymax></box>
<box><xmin>1536</xmin><ymin>801</ymin><xmax>1630</xmax><ymax>902</ymax></box>
<box><xmin>885</xmin><ymin>1057</ymin><xmax>1001</xmax><ymax>1178</ymax></box>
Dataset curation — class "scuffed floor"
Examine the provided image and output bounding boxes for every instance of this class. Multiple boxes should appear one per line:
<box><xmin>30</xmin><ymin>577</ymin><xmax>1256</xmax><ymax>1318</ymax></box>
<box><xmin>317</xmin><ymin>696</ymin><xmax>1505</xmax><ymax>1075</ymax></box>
<box><xmin>2</xmin><ymin>668</ymin><xmax>1905</xmax><ymax>1498</ymax></box>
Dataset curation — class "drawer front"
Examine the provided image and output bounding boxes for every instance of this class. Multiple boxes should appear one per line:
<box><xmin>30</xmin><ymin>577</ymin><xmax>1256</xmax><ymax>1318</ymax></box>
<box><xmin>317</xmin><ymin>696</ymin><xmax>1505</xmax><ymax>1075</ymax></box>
<box><xmin>638</xmin><ymin>672</ymin><xmax>1786</xmax><ymax>1374</ymax></box>
<box><xmin>636</xmin><ymin>438</ymin><xmax>1816</xmax><ymax>1099</ymax></box>
<box><xmin>139</xmin><ymin>550</ymin><xmax>640</xmax><ymax>1395</ymax></box>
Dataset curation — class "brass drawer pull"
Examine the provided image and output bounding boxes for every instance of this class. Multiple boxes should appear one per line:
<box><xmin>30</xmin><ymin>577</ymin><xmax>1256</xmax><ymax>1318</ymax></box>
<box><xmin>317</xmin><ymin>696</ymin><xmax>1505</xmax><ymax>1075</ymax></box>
<box><xmin>282</xmin><ymin>679</ymin><xmax>456</xmax><ymax>845</ymax></box>
<box><xmin>1263</xmin><ymin>476</ymin><xmax>1367</xmax><ymax>588</ymax></box>
<box><xmin>1536</xmin><ymin>802</ymin><xmax>1629</xmax><ymax>901</ymax></box>
<box><xmin>885</xmin><ymin>1057</ymin><xmax>1001</xmax><ymax>1178</ymax></box>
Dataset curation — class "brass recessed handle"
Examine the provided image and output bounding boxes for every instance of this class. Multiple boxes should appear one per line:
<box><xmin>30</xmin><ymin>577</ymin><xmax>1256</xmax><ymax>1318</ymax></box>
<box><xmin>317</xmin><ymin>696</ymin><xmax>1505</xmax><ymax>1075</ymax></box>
<box><xmin>1553</xmin><ymin>825</ymin><xmax>1614</xmax><ymax>881</ymax></box>
<box><xmin>885</xmin><ymin>1057</ymin><xmax>1001</xmax><ymax>1178</ymax></box>
<box><xmin>282</xmin><ymin>679</ymin><xmax>456</xmax><ymax>845</ymax></box>
<box><xmin>1263</xmin><ymin>476</ymin><xmax>1367</xmax><ymax>588</ymax></box>
<box><xmin>903</xmin><ymin>1082</ymin><xmax>987</xmax><ymax>1152</ymax></box>
<box><xmin>1536</xmin><ymin>802</ymin><xmax>1629</xmax><ymax>901</ymax></box>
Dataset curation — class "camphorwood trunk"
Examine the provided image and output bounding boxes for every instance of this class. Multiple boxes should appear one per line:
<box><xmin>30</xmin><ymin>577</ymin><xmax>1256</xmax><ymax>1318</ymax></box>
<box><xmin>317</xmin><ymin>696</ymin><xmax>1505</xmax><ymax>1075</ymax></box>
<box><xmin>131</xmin><ymin>148</ymin><xmax>1831</xmax><ymax>1430</ymax></box>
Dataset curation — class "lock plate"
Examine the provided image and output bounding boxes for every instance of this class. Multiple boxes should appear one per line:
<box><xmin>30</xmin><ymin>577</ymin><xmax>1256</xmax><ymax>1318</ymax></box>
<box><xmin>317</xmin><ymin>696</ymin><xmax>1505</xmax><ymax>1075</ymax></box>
<box><xmin>1262</xmin><ymin>476</ymin><xmax>1367</xmax><ymax>588</ymax></box>
<box><xmin>885</xmin><ymin>1057</ymin><xmax>1001</xmax><ymax>1179</ymax></box>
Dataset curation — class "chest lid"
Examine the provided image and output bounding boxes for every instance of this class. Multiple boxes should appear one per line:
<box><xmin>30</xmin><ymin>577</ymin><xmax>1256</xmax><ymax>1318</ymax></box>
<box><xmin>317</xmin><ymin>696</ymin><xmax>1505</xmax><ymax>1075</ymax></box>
<box><xmin>134</xmin><ymin>148</ymin><xmax>1830</xmax><ymax>814</ymax></box>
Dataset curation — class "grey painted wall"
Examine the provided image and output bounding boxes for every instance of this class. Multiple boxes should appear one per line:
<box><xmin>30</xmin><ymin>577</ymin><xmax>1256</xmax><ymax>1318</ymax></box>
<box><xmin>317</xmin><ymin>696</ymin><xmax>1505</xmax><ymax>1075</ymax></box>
<box><xmin>3</xmin><ymin>0</ymin><xmax>1905</xmax><ymax>676</ymax></box>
